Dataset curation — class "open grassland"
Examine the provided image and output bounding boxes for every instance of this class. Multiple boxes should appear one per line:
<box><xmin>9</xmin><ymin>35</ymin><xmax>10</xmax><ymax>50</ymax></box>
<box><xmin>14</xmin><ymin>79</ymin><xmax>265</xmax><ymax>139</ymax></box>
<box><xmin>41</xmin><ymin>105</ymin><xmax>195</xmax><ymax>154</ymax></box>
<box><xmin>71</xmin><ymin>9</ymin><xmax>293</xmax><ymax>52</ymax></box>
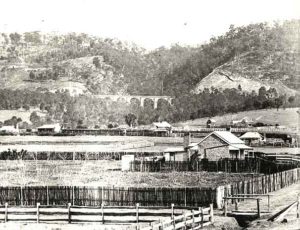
<box><xmin>176</xmin><ymin>108</ymin><xmax>300</xmax><ymax>130</ymax></box>
<box><xmin>0</xmin><ymin>160</ymin><xmax>258</xmax><ymax>188</ymax></box>
<box><xmin>0</xmin><ymin>135</ymin><xmax>200</xmax><ymax>144</ymax></box>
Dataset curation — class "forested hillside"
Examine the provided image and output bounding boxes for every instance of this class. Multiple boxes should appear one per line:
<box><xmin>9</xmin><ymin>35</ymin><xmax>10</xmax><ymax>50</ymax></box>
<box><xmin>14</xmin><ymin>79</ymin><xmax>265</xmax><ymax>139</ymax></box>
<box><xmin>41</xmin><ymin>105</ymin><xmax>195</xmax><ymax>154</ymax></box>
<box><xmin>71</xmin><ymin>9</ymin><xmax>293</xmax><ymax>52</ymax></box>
<box><xmin>0</xmin><ymin>20</ymin><xmax>299</xmax><ymax>128</ymax></box>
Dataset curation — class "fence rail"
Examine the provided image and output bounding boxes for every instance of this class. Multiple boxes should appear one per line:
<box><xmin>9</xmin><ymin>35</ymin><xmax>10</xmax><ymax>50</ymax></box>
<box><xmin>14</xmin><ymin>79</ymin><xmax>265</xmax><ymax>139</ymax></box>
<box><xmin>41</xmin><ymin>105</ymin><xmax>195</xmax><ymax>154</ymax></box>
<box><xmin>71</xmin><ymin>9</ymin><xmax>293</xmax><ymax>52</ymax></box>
<box><xmin>142</xmin><ymin>204</ymin><xmax>213</xmax><ymax>230</ymax></box>
<box><xmin>0</xmin><ymin>203</ymin><xmax>209</xmax><ymax>225</ymax></box>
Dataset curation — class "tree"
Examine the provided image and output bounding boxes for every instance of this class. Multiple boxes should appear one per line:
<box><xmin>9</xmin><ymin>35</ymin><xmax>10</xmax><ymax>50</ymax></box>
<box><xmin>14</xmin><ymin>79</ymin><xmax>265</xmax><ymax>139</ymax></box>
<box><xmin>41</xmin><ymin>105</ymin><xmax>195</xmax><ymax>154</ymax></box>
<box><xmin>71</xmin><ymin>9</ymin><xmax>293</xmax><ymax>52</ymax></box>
<box><xmin>274</xmin><ymin>96</ymin><xmax>284</xmax><ymax>111</ymax></box>
<box><xmin>124</xmin><ymin>113</ymin><xmax>137</xmax><ymax>127</ymax></box>
<box><xmin>23</xmin><ymin>104</ymin><xmax>30</xmax><ymax>111</ymax></box>
<box><xmin>288</xmin><ymin>96</ymin><xmax>295</xmax><ymax>104</ymax></box>
<box><xmin>29</xmin><ymin>71</ymin><xmax>35</xmax><ymax>80</ymax></box>
<box><xmin>9</xmin><ymin>32</ymin><xmax>21</xmax><ymax>44</ymax></box>
<box><xmin>238</xmin><ymin>84</ymin><xmax>242</xmax><ymax>91</ymax></box>
<box><xmin>258</xmin><ymin>86</ymin><xmax>267</xmax><ymax>99</ymax></box>
<box><xmin>92</xmin><ymin>57</ymin><xmax>100</xmax><ymax>68</ymax></box>
<box><xmin>30</xmin><ymin>112</ymin><xmax>41</xmax><ymax>126</ymax></box>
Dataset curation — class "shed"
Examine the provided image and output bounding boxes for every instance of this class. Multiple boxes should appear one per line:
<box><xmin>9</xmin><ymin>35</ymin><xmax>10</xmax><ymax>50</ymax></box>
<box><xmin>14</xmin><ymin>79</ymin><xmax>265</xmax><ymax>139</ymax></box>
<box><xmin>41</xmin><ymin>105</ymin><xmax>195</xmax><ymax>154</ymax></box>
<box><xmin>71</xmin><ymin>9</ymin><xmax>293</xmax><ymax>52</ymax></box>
<box><xmin>37</xmin><ymin>123</ymin><xmax>61</xmax><ymax>135</ymax></box>
<box><xmin>240</xmin><ymin>132</ymin><xmax>263</xmax><ymax>145</ymax></box>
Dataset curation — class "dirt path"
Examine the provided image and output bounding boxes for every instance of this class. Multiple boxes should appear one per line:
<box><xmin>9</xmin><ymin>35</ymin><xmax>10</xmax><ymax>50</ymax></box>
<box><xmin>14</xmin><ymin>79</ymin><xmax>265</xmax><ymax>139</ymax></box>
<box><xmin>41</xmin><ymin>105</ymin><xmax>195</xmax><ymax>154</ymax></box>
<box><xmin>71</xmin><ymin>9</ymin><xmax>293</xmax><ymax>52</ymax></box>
<box><xmin>225</xmin><ymin>182</ymin><xmax>300</xmax><ymax>230</ymax></box>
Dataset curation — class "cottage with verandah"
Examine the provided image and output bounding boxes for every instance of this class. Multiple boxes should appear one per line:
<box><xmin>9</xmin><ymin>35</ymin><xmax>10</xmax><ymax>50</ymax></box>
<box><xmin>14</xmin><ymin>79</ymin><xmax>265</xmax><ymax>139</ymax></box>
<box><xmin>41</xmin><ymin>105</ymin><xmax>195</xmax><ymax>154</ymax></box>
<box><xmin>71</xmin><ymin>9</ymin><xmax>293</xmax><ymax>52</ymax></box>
<box><xmin>194</xmin><ymin>131</ymin><xmax>253</xmax><ymax>160</ymax></box>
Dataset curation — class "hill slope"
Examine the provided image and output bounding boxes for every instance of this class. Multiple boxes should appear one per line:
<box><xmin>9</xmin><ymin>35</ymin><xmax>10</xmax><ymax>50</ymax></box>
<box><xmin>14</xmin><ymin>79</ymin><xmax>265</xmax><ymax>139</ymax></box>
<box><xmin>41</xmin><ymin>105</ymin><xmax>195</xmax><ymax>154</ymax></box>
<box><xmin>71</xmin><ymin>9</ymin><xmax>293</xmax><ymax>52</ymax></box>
<box><xmin>176</xmin><ymin>108</ymin><xmax>300</xmax><ymax>130</ymax></box>
<box><xmin>193</xmin><ymin>51</ymin><xmax>297</xmax><ymax>95</ymax></box>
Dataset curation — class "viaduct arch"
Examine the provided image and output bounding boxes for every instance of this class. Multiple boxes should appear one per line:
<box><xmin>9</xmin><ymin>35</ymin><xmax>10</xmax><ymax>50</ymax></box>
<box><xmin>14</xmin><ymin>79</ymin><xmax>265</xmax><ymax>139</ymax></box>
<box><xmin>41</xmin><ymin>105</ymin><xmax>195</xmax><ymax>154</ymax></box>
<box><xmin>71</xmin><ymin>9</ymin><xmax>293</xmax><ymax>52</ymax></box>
<box><xmin>96</xmin><ymin>95</ymin><xmax>174</xmax><ymax>109</ymax></box>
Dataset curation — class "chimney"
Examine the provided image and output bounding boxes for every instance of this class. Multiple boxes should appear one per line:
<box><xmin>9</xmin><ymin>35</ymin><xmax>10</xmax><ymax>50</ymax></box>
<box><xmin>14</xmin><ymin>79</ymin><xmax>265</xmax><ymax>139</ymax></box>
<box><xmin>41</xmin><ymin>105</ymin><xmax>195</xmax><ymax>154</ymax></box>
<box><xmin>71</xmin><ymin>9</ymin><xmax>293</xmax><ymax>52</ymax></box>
<box><xmin>183</xmin><ymin>133</ymin><xmax>191</xmax><ymax>149</ymax></box>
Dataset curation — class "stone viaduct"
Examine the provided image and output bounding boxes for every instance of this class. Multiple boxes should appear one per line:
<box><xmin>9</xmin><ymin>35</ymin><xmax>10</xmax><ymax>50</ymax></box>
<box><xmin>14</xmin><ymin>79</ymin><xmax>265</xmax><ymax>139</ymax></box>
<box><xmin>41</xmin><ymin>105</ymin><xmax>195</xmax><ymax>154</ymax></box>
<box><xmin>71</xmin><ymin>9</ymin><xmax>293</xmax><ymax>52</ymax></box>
<box><xmin>95</xmin><ymin>95</ymin><xmax>174</xmax><ymax>109</ymax></box>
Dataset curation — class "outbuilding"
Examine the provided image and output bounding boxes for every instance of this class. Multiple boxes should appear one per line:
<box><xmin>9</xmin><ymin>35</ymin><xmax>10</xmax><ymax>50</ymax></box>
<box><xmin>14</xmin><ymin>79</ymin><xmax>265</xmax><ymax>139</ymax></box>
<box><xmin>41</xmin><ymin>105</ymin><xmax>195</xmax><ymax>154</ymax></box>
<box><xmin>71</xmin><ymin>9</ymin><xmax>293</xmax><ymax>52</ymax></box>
<box><xmin>239</xmin><ymin>132</ymin><xmax>264</xmax><ymax>146</ymax></box>
<box><xmin>37</xmin><ymin>124</ymin><xmax>61</xmax><ymax>135</ymax></box>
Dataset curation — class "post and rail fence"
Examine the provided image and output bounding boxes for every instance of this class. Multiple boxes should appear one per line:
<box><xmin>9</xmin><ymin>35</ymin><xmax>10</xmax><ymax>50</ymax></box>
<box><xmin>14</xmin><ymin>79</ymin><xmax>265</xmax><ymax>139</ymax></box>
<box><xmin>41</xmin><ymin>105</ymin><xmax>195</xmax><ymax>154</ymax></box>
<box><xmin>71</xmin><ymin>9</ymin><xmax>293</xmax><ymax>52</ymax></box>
<box><xmin>0</xmin><ymin>202</ymin><xmax>213</xmax><ymax>228</ymax></box>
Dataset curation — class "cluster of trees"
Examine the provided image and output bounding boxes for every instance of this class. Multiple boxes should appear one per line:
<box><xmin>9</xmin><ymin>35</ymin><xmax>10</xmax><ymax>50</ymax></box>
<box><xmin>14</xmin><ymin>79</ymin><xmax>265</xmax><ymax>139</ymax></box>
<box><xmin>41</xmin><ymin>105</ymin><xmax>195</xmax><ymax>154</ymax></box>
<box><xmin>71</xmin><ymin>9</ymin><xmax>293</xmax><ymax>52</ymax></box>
<box><xmin>0</xmin><ymin>86</ymin><xmax>298</xmax><ymax>129</ymax></box>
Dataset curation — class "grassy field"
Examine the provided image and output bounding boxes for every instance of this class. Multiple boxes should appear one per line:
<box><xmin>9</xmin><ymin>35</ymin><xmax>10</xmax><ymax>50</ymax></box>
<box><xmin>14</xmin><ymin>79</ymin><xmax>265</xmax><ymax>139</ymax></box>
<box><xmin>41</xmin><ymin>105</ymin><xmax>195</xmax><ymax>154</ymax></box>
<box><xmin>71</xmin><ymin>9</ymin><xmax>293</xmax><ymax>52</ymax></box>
<box><xmin>0</xmin><ymin>135</ymin><xmax>201</xmax><ymax>153</ymax></box>
<box><xmin>0</xmin><ymin>160</ymin><xmax>258</xmax><ymax>188</ymax></box>
<box><xmin>176</xmin><ymin>108</ymin><xmax>300</xmax><ymax>130</ymax></box>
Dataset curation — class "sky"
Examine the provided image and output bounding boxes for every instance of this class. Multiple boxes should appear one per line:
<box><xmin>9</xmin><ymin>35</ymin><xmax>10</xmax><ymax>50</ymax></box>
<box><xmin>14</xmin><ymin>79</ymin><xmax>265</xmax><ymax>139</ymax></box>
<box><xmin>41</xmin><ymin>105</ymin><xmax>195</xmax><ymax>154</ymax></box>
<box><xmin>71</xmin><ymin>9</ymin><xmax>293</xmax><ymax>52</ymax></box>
<box><xmin>0</xmin><ymin>0</ymin><xmax>299</xmax><ymax>49</ymax></box>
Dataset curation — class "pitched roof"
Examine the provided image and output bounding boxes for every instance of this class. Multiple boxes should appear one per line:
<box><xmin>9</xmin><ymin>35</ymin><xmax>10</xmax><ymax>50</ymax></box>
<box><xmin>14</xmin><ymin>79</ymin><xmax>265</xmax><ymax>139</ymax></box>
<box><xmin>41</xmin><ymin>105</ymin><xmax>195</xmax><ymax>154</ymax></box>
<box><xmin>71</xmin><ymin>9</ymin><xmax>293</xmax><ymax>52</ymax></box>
<box><xmin>37</xmin><ymin>124</ymin><xmax>60</xmax><ymax>129</ymax></box>
<box><xmin>240</xmin><ymin>132</ymin><xmax>263</xmax><ymax>140</ymax></box>
<box><xmin>199</xmin><ymin>131</ymin><xmax>245</xmax><ymax>145</ymax></box>
<box><xmin>152</xmin><ymin>121</ymin><xmax>172</xmax><ymax>128</ymax></box>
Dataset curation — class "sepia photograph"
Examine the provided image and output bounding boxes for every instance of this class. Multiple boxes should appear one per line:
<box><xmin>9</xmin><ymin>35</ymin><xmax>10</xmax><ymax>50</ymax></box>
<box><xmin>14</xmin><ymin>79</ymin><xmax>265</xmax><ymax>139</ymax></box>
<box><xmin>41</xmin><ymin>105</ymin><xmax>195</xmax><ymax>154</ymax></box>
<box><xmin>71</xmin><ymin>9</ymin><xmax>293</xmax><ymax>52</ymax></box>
<box><xmin>0</xmin><ymin>0</ymin><xmax>299</xmax><ymax>229</ymax></box>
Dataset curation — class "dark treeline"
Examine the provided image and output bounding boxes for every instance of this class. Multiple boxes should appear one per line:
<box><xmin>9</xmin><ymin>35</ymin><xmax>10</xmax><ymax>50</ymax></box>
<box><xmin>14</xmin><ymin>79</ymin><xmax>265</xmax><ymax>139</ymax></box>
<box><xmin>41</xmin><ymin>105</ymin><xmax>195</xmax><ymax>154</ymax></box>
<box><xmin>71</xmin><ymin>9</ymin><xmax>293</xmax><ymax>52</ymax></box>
<box><xmin>0</xmin><ymin>86</ymin><xmax>298</xmax><ymax>128</ymax></box>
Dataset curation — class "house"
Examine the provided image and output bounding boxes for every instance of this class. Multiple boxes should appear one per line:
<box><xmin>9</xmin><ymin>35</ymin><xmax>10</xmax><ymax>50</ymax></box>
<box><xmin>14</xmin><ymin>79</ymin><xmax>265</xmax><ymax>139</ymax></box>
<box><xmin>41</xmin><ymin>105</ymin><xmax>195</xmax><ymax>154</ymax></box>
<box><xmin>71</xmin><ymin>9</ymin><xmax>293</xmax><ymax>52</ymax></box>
<box><xmin>152</xmin><ymin>121</ymin><xmax>172</xmax><ymax>130</ymax></box>
<box><xmin>152</xmin><ymin>121</ymin><xmax>172</xmax><ymax>136</ymax></box>
<box><xmin>0</xmin><ymin>126</ymin><xmax>19</xmax><ymax>135</ymax></box>
<box><xmin>37</xmin><ymin>124</ymin><xmax>61</xmax><ymax>135</ymax></box>
<box><xmin>239</xmin><ymin>132</ymin><xmax>264</xmax><ymax>145</ymax></box>
<box><xmin>231</xmin><ymin>117</ymin><xmax>253</xmax><ymax>127</ymax></box>
<box><xmin>206</xmin><ymin>119</ymin><xmax>216</xmax><ymax>128</ymax></box>
<box><xmin>194</xmin><ymin>131</ymin><xmax>253</xmax><ymax>160</ymax></box>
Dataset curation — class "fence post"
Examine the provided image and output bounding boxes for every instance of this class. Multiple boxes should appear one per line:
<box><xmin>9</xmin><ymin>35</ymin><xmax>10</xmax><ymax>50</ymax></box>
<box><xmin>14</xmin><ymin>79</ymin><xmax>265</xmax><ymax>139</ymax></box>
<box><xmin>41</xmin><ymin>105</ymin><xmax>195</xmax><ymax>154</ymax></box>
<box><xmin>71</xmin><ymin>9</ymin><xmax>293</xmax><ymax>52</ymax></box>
<box><xmin>224</xmin><ymin>198</ymin><xmax>227</xmax><ymax>216</ymax></box>
<box><xmin>72</xmin><ymin>186</ymin><xmax>75</xmax><ymax>205</ymax></box>
<box><xmin>46</xmin><ymin>186</ymin><xmax>49</xmax><ymax>205</ymax></box>
<box><xmin>297</xmin><ymin>194</ymin><xmax>300</xmax><ymax>218</ymax></box>
<box><xmin>200</xmin><ymin>207</ymin><xmax>203</xmax><ymax>228</ymax></box>
<box><xmin>36</xmin><ymin>202</ymin><xmax>40</xmax><ymax>223</ymax></box>
<box><xmin>209</xmin><ymin>203</ymin><xmax>214</xmax><ymax>223</ymax></box>
<box><xmin>101</xmin><ymin>203</ymin><xmax>104</xmax><ymax>224</ymax></box>
<box><xmin>20</xmin><ymin>186</ymin><xmax>23</xmax><ymax>206</ymax></box>
<box><xmin>4</xmin><ymin>203</ymin><xmax>8</xmax><ymax>223</ymax></box>
<box><xmin>257</xmin><ymin>199</ymin><xmax>261</xmax><ymax>218</ymax></box>
<box><xmin>192</xmin><ymin>210</ymin><xmax>195</xmax><ymax>230</ymax></box>
<box><xmin>268</xmin><ymin>195</ymin><xmax>270</xmax><ymax>212</ymax></box>
<box><xmin>171</xmin><ymin>203</ymin><xmax>174</xmax><ymax>220</ymax></box>
<box><xmin>68</xmin><ymin>203</ymin><xmax>71</xmax><ymax>223</ymax></box>
<box><xmin>136</xmin><ymin>203</ymin><xmax>139</xmax><ymax>223</ymax></box>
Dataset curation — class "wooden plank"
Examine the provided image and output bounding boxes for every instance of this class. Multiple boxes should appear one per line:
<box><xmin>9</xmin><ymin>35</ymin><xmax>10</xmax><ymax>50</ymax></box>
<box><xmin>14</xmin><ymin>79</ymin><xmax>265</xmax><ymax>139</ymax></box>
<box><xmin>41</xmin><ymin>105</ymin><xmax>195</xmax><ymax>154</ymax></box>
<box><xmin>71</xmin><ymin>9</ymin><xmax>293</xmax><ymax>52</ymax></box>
<box><xmin>268</xmin><ymin>201</ymin><xmax>298</xmax><ymax>222</ymax></box>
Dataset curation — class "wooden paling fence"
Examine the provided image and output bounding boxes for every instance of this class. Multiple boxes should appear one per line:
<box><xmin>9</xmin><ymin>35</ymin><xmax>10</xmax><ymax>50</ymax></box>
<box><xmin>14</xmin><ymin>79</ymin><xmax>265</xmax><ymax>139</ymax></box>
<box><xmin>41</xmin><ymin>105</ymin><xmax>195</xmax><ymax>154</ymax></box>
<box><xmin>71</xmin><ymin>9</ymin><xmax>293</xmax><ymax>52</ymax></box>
<box><xmin>215</xmin><ymin>168</ymin><xmax>300</xmax><ymax>208</ymax></box>
<box><xmin>0</xmin><ymin>186</ymin><xmax>215</xmax><ymax>208</ymax></box>
<box><xmin>0</xmin><ymin>202</ymin><xmax>211</xmax><ymax>225</ymax></box>
<box><xmin>142</xmin><ymin>204</ymin><xmax>213</xmax><ymax>230</ymax></box>
<box><xmin>130</xmin><ymin>158</ymin><xmax>299</xmax><ymax>174</ymax></box>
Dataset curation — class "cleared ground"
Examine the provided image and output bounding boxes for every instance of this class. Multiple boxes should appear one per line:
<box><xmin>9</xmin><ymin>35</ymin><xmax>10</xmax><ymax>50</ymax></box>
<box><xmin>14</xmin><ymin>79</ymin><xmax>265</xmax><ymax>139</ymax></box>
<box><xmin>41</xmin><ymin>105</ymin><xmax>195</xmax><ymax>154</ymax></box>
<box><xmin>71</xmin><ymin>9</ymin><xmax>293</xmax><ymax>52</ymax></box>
<box><xmin>0</xmin><ymin>160</ymin><xmax>258</xmax><ymax>187</ymax></box>
<box><xmin>176</xmin><ymin>108</ymin><xmax>300</xmax><ymax>130</ymax></box>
